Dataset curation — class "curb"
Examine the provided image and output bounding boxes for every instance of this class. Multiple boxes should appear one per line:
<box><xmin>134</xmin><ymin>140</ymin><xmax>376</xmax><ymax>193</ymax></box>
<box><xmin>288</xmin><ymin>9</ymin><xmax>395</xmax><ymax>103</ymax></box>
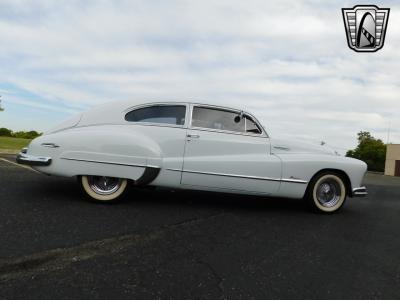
<box><xmin>0</xmin><ymin>150</ymin><xmax>19</xmax><ymax>155</ymax></box>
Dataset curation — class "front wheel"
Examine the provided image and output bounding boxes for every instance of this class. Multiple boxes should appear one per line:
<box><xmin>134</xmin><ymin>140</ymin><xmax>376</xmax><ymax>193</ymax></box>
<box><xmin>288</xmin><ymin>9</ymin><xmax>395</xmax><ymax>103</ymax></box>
<box><xmin>80</xmin><ymin>175</ymin><xmax>128</xmax><ymax>202</ymax></box>
<box><xmin>305</xmin><ymin>173</ymin><xmax>347</xmax><ymax>213</ymax></box>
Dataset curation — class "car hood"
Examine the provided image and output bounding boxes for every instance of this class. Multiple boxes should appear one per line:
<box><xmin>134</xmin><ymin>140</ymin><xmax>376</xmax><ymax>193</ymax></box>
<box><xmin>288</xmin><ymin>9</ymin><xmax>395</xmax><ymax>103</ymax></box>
<box><xmin>270</xmin><ymin>138</ymin><xmax>336</xmax><ymax>155</ymax></box>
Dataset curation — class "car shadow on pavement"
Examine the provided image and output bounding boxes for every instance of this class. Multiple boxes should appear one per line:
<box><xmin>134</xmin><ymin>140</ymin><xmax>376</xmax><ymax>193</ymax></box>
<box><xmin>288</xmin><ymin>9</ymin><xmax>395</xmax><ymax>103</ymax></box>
<box><xmin>127</xmin><ymin>186</ymin><xmax>308</xmax><ymax>214</ymax></box>
<box><xmin>23</xmin><ymin>176</ymin><xmax>309</xmax><ymax>214</ymax></box>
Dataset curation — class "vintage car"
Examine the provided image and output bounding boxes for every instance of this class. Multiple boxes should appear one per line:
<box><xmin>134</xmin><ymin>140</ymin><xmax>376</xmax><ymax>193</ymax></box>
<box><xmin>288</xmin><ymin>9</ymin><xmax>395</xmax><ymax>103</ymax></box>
<box><xmin>16</xmin><ymin>101</ymin><xmax>367</xmax><ymax>213</ymax></box>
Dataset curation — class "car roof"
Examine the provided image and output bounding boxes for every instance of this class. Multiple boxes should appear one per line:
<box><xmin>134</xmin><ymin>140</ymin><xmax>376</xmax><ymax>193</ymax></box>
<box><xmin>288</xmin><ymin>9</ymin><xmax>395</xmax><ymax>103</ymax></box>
<box><xmin>119</xmin><ymin>99</ymin><xmax>244</xmax><ymax>112</ymax></box>
<box><xmin>78</xmin><ymin>100</ymin><xmax>255</xmax><ymax>127</ymax></box>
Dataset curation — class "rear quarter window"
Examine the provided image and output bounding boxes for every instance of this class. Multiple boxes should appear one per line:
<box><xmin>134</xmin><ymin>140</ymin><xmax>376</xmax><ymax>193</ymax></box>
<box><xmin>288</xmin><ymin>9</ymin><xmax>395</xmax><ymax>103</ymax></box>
<box><xmin>125</xmin><ymin>105</ymin><xmax>186</xmax><ymax>125</ymax></box>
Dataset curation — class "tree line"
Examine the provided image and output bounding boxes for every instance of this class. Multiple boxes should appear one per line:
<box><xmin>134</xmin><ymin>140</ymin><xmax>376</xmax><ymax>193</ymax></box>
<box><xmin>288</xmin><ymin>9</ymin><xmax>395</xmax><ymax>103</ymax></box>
<box><xmin>346</xmin><ymin>131</ymin><xmax>386</xmax><ymax>172</ymax></box>
<box><xmin>0</xmin><ymin>127</ymin><xmax>42</xmax><ymax>139</ymax></box>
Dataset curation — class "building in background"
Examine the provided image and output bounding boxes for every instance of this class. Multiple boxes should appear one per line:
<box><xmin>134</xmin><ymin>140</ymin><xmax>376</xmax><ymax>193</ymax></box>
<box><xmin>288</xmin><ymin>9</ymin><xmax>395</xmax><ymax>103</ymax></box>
<box><xmin>384</xmin><ymin>144</ymin><xmax>400</xmax><ymax>176</ymax></box>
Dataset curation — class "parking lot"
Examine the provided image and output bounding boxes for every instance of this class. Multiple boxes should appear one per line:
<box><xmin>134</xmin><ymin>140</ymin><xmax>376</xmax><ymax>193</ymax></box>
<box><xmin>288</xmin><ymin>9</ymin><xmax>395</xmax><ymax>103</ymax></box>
<box><xmin>1</xmin><ymin>154</ymin><xmax>400</xmax><ymax>299</ymax></box>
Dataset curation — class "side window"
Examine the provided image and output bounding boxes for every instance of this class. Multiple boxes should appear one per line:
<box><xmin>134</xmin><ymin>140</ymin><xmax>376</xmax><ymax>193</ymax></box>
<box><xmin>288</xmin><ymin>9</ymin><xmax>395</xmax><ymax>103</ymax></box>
<box><xmin>192</xmin><ymin>107</ymin><xmax>245</xmax><ymax>133</ymax></box>
<box><xmin>125</xmin><ymin>105</ymin><xmax>186</xmax><ymax>125</ymax></box>
<box><xmin>244</xmin><ymin>116</ymin><xmax>262</xmax><ymax>134</ymax></box>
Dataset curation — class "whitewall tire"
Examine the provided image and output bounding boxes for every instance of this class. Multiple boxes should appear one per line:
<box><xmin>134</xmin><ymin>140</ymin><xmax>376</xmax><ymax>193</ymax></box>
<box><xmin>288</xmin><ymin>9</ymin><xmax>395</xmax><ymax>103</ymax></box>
<box><xmin>306</xmin><ymin>173</ymin><xmax>347</xmax><ymax>213</ymax></box>
<box><xmin>80</xmin><ymin>175</ymin><xmax>128</xmax><ymax>202</ymax></box>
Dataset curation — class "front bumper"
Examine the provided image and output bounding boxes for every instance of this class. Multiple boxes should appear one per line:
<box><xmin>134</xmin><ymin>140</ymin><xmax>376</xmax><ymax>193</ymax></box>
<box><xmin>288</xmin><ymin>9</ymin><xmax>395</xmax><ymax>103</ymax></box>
<box><xmin>16</xmin><ymin>148</ymin><xmax>52</xmax><ymax>166</ymax></box>
<box><xmin>352</xmin><ymin>186</ymin><xmax>367</xmax><ymax>197</ymax></box>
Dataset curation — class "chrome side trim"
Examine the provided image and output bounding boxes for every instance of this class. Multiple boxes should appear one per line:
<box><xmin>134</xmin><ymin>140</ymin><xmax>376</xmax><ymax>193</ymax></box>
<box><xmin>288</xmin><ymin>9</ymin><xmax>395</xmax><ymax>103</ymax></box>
<box><xmin>183</xmin><ymin>169</ymin><xmax>281</xmax><ymax>181</ymax></box>
<box><xmin>273</xmin><ymin>146</ymin><xmax>290</xmax><ymax>151</ymax></box>
<box><xmin>166</xmin><ymin>168</ymin><xmax>182</xmax><ymax>172</ymax></box>
<box><xmin>352</xmin><ymin>186</ymin><xmax>368</xmax><ymax>197</ymax></box>
<box><xmin>16</xmin><ymin>153</ymin><xmax>52</xmax><ymax>166</ymax></box>
<box><xmin>281</xmin><ymin>178</ymin><xmax>308</xmax><ymax>184</ymax></box>
<box><xmin>60</xmin><ymin>157</ymin><xmax>149</xmax><ymax>168</ymax></box>
<box><xmin>165</xmin><ymin>168</ymin><xmax>308</xmax><ymax>184</ymax></box>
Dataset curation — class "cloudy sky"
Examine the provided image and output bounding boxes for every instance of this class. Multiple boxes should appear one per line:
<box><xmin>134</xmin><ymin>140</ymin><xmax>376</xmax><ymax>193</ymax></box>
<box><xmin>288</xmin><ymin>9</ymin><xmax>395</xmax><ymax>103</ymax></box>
<box><xmin>0</xmin><ymin>0</ymin><xmax>399</xmax><ymax>153</ymax></box>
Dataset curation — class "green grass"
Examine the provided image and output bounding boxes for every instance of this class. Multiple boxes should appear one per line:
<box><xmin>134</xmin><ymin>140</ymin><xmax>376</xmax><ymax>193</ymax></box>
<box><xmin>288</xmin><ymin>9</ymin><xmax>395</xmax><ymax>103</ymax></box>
<box><xmin>0</xmin><ymin>136</ymin><xmax>32</xmax><ymax>151</ymax></box>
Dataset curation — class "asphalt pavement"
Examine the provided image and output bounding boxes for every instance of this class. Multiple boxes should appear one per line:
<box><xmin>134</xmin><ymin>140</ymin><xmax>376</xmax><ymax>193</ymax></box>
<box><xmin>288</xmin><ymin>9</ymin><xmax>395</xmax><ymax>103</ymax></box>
<box><xmin>0</xmin><ymin>154</ymin><xmax>400</xmax><ymax>299</ymax></box>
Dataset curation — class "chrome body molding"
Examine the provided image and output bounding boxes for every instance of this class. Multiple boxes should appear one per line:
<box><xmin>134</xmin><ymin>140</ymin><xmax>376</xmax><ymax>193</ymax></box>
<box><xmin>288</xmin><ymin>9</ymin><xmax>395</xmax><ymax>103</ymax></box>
<box><xmin>281</xmin><ymin>178</ymin><xmax>309</xmax><ymax>184</ymax></box>
<box><xmin>60</xmin><ymin>157</ymin><xmax>149</xmax><ymax>168</ymax></box>
<box><xmin>165</xmin><ymin>168</ymin><xmax>182</xmax><ymax>172</ymax></box>
<box><xmin>273</xmin><ymin>146</ymin><xmax>290</xmax><ymax>151</ymax></box>
<box><xmin>165</xmin><ymin>168</ymin><xmax>308</xmax><ymax>184</ymax></box>
<box><xmin>352</xmin><ymin>186</ymin><xmax>368</xmax><ymax>197</ymax></box>
<box><xmin>16</xmin><ymin>153</ymin><xmax>52</xmax><ymax>166</ymax></box>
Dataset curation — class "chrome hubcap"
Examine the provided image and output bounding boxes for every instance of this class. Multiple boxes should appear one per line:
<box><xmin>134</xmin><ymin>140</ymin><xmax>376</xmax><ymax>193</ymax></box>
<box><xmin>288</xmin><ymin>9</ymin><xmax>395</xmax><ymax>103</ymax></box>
<box><xmin>316</xmin><ymin>180</ymin><xmax>341</xmax><ymax>207</ymax></box>
<box><xmin>87</xmin><ymin>176</ymin><xmax>122</xmax><ymax>195</ymax></box>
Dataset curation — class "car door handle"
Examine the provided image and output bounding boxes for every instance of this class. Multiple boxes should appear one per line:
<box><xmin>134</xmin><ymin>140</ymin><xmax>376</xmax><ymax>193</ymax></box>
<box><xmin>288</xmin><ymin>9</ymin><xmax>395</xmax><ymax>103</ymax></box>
<box><xmin>187</xmin><ymin>134</ymin><xmax>200</xmax><ymax>138</ymax></box>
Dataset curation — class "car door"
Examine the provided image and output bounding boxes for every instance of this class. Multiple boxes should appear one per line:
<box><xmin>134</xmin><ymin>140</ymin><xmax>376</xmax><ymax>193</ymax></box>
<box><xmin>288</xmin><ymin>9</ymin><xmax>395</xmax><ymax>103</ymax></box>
<box><xmin>181</xmin><ymin>105</ymin><xmax>281</xmax><ymax>195</ymax></box>
<box><xmin>124</xmin><ymin>103</ymin><xmax>189</xmax><ymax>187</ymax></box>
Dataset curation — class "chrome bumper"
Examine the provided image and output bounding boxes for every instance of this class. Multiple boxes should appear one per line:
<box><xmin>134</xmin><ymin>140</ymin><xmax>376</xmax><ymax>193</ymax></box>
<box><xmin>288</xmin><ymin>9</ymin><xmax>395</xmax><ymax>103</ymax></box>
<box><xmin>16</xmin><ymin>148</ymin><xmax>52</xmax><ymax>166</ymax></box>
<box><xmin>352</xmin><ymin>186</ymin><xmax>367</xmax><ymax>197</ymax></box>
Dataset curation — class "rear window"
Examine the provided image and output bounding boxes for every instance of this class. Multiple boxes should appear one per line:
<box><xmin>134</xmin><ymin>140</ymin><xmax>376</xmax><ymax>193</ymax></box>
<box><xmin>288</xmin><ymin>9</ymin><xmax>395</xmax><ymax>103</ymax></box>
<box><xmin>125</xmin><ymin>105</ymin><xmax>186</xmax><ymax>125</ymax></box>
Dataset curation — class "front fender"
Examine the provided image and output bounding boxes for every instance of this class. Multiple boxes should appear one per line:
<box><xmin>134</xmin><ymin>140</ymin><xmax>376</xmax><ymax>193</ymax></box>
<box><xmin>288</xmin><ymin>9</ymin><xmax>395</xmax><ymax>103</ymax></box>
<box><xmin>277</xmin><ymin>154</ymin><xmax>367</xmax><ymax>198</ymax></box>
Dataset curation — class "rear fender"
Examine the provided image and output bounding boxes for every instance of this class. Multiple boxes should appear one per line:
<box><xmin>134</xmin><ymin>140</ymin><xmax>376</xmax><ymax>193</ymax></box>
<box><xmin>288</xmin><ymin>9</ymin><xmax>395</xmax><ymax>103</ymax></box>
<box><xmin>30</xmin><ymin>125</ymin><xmax>163</xmax><ymax>181</ymax></box>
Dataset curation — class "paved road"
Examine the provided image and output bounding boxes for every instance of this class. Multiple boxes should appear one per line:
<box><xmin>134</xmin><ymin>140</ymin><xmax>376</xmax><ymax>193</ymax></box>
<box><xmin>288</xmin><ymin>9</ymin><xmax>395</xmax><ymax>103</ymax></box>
<box><xmin>0</xmin><ymin>155</ymin><xmax>400</xmax><ymax>299</ymax></box>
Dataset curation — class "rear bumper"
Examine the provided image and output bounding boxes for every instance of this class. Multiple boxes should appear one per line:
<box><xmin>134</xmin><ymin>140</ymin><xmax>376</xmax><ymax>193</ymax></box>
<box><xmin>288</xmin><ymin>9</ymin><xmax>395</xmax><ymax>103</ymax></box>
<box><xmin>16</xmin><ymin>148</ymin><xmax>52</xmax><ymax>166</ymax></box>
<box><xmin>352</xmin><ymin>186</ymin><xmax>367</xmax><ymax>197</ymax></box>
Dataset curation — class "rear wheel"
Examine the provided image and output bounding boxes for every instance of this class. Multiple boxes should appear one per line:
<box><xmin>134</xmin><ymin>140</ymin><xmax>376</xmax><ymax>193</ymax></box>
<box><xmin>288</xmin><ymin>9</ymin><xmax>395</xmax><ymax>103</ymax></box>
<box><xmin>305</xmin><ymin>173</ymin><xmax>347</xmax><ymax>213</ymax></box>
<box><xmin>80</xmin><ymin>175</ymin><xmax>128</xmax><ymax>202</ymax></box>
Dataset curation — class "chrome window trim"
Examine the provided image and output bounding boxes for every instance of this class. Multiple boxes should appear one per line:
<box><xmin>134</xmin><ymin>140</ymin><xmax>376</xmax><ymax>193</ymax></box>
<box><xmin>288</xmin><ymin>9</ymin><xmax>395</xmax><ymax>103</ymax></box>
<box><xmin>123</xmin><ymin>102</ymin><xmax>189</xmax><ymax>128</ymax></box>
<box><xmin>188</xmin><ymin>126</ymin><xmax>268</xmax><ymax>138</ymax></box>
<box><xmin>165</xmin><ymin>168</ymin><xmax>308</xmax><ymax>184</ymax></box>
<box><xmin>121</xmin><ymin>102</ymin><xmax>268</xmax><ymax>136</ymax></box>
<box><xmin>126</xmin><ymin>122</ymin><xmax>187</xmax><ymax>129</ymax></box>
<box><xmin>188</xmin><ymin>104</ymin><xmax>268</xmax><ymax>138</ymax></box>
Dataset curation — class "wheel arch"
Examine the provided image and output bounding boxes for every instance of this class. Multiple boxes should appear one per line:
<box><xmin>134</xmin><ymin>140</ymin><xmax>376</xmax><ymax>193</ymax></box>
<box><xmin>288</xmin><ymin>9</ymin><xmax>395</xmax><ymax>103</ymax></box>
<box><xmin>305</xmin><ymin>168</ymin><xmax>352</xmax><ymax>198</ymax></box>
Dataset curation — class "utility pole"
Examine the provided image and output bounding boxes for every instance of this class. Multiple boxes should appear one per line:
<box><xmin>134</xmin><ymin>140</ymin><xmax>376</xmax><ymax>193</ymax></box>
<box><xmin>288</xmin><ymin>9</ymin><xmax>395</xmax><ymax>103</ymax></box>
<box><xmin>386</xmin><ymin>121</ymin><xmax>391</xmax><ymax>144</ymax></box>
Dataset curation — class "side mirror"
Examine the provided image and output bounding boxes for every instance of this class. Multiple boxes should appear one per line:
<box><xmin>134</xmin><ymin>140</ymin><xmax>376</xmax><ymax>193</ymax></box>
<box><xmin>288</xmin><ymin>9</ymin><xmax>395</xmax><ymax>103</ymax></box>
<box><xmin>234</xmin><ymin>111</ymin><xmax>244</xmax><ymax>123</ymax></box>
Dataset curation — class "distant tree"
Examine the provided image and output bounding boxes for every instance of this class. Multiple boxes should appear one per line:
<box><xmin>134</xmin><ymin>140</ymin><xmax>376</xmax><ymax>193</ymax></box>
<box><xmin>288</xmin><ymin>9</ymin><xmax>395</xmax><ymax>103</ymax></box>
<box><xmin>13</xmin><ymin>130</ymin><xmax>41</xmax><ymax>139</ymax></box>
<box><xmin>0</xmin><ymin>127</ymin><xmax>12</xmax><ymax>136</ymax></box>
<box><xmin>0</xmin><ymin>127</ymin><xmax>41</xmax><ymax>139</ymax></box>
<box><xmin>25</xmin><ymin>130</ymin><xmax>41</xmax><ymax>139</ymax></box>
<box><xmin>346</xmin><ymin>131</ymin><xmax>386</xmax><ymax>172</ymax></box>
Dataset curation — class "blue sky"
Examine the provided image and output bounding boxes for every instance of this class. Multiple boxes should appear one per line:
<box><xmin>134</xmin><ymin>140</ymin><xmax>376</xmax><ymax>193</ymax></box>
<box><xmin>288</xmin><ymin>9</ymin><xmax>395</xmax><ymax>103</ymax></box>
<box><xmin>0</xmin><ymin>0</ymin><xmax>399</xmax><ymax>153</ymax></box>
